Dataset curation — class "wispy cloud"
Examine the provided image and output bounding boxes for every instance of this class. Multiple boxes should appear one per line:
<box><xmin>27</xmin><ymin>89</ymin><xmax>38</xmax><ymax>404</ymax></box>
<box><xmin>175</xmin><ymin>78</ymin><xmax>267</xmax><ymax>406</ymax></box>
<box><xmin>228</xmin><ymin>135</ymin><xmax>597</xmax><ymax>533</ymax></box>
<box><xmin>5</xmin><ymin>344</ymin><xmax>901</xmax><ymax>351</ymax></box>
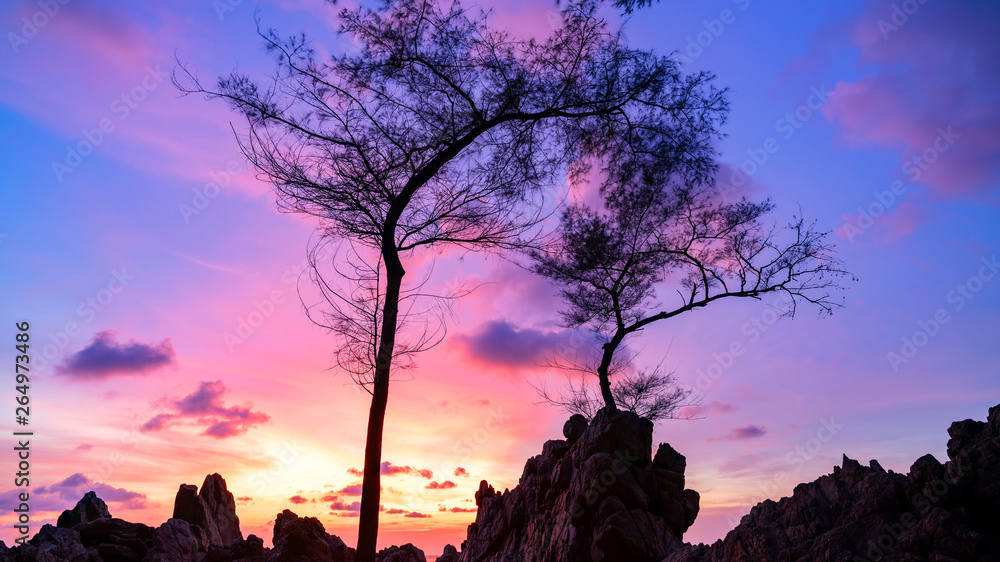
<box><xmin>710</xmin><ymin>424</ymin><xmax>767</xmax><ymax>441</ymax></box>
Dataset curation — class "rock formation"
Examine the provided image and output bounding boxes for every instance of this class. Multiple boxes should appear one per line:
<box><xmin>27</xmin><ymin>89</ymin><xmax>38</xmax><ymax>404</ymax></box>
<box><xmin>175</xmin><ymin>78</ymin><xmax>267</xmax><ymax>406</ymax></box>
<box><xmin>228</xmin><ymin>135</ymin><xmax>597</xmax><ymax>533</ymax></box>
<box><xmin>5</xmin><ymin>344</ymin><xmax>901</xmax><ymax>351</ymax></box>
<box><xmin>377</xmin><ymin>544</ymin><xmax>426</xmax><ymax>562</ymax></box>
<box><xmin>266</xmin><ymin>509</ymin><xmax>356</xmax><ymax>562</ymax></box>
<box><xmin>668</xmin><ymin>403</ymin><xmax>1000</xmax><ymax>561</ymax></box>
<box><xmin>4</xmin><ymin>404</ymin><xmax>998</xmax><ymax>561</ymax></box>
<box><xmin>459</xmin><ymin>408</ymin><xmax>700</xmax><ymax>562</ymax></box>
<box><xmin>435</xmin><ymin>544</ymin><xmax>460</xmax><ymax>562</ymax></box>
<box><xmin>56</xmin><ymin>491</ymin><xmax>111</xmax><ymax>529</ymax></box>
<box><xmin>173</xmin><ymin>473</ymin><xmax>243</xmax><ymax>546</ymax></box>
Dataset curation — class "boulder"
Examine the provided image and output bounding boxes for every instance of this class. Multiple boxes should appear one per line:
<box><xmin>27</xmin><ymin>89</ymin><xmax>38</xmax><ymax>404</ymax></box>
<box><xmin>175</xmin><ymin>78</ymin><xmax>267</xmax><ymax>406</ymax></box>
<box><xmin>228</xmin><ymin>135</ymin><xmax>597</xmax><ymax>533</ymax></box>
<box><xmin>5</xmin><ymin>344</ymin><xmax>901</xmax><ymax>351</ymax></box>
<box><xmin>201</xmin><ymin>534</ymin><xmax>267</xmax><ymax>562</ymax></box>
<box><xmin>434</xmin><ymin>544</ymin><xmax>460</xmax><ymax>562</ymax></box>
<box><xmin>267</xmin><ymin>509</ymin><xmax>355</xmax><ymax>562</ymax></box>
<box><xmin>376</xmin><ymin>543</ymin><xmax>426</xmax><ymax>562</ymax></box>
<box><xmin>562</xmin><ymin>415</ymin><xmax>589</xmax><ymax>443</ymax></box>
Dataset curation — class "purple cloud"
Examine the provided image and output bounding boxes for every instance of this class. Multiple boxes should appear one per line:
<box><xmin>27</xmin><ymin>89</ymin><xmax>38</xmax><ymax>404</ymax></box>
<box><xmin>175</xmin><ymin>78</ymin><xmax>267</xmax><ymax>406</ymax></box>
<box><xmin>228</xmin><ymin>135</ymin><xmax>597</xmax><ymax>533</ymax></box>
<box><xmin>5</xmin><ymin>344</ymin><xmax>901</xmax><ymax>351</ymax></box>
<box><xmin>337</xmin><ymin>484</ymin><xmax>363</xmax><ymax>496</ymax></box>
<box><xmin>140</xmin><ymin>380</ymin><xmax>269</xmax><ymax>439</ymax></box>
<box><xmin>679</xmin><ymin>400</ymin><xmax>739</xmax><ymax>419</ymax></box>
<box><xmin>710</xmin><ymin>425</ymin><xmax>767</xmax><ymax>441</ymax></box>
<box><xmin>426</xmin><ymin>480</ymin><xmax>457</xmax><ymax>490</ymax></box>
<box><xmin>349</xmin><ymin>462</ymin><xmax>433</xmax><ymax>479</ymax></box>
<box><xmin>452</xmin><ymin>320</ymin><xmax>599</xmax><ymax>370</ymax></box>
<box><xmin>16</xmin><ymin>473</ymin><xmax>147</xmax><ymax>510</ymax></box>
<box><xmin>405</xmin><ymin>512</ymin><xmax>431</xmax><ymax>518</ymax></box>
<box><xmin>57</xmin><ymin>330</ymin><xmax>175</xmax><ymax>379</ymax></box>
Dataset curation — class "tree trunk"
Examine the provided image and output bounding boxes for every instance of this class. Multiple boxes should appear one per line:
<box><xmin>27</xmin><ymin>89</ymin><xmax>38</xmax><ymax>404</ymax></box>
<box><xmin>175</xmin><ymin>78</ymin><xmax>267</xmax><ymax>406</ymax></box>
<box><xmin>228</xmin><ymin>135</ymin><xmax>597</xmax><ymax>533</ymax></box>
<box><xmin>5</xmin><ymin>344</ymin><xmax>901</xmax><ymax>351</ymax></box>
<box><xmin>597</xmin><ymin>343</ymin><xmax>618</xmax><ymax>413</ymax></box>
<box><xmin>355</xmin><ymin>256</ymin><xmax>405</xmax><ymax>562</ymax></box>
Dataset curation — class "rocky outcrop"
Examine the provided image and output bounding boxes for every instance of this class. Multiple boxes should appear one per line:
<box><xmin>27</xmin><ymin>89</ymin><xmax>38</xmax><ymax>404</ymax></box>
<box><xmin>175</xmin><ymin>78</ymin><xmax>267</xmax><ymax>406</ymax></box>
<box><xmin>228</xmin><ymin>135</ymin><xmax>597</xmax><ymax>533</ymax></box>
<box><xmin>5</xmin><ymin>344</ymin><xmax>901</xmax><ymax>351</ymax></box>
<box><xmin>144</xmin><ymin>519</ymin><xmax>210</xmax><ymax>561</ymax></box>
<box><xmin>173</xmin><ymin>473</ymin><xmax>243</xmax><ymax>546</ymax></box>
<box><xmin>56</xmin><ymin>491</ymin><xmax>111</xmax><ymax>529</ymax></box>
<box><xmin>460</xmin><ymin>408</ymin><xmax>699</xmax><ymax>562</ymax></box>
<box><xmin>267</xmin><ymin>509</ymin><xmax>356</xmax><ymax>562</ymax></box>
<box><xmin>668</xmin><ymin>403</ymin><xmax>1000</xmax><ymax>561</ymax></box>
<box><xmin>4</xmin><ymin>524</ymin><xmax>99</xmax><ymax>561</ymax></box>
<box><xmin>376</xmin><ymin>543</ymin><xmax>426</xmax><ymax>562</ymax></box>
<box><xmin>0</xmin><ymin>474</ymin><xmax>435</xmax><ymax>562</ymax></box>
<box><xmin>435</xmin><ymin>544</ymin><xmax>460</xmax><ymax>562</ymax></box>
<box><xmin>201</xmin><ymin>534</ymin><xmax>267</xmax><ymax>562</ymax></box>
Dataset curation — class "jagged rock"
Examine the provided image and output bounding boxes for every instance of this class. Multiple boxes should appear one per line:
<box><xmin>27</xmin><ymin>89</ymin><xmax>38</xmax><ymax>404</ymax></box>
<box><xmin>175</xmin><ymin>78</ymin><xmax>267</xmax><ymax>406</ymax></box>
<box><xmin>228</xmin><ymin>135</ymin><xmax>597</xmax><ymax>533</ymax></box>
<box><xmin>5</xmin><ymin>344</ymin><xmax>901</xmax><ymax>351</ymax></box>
<box><xmin>142</xmin><ymin>518</ymin><xmax>209</xmax><ymax>561</ymax></box>
<box><xmin>74</xmin><ymin>517</ymin><xmax>157</xmax><ymax>560</ymax></box>
<box><xmin>435</xmin><ymin>544</ymin><xmax>460</xmax><ymax>562</ymax></box>
<box><xmin>267</xmin><ymin>509</ymin><xmax>355</xmax><ymax>562</ymax></box>
<box><xmin>173</xmin><ymin>473</ymin><xmax>243</xmax><ymax>546</ymax></box>
<box><xmin>5</xmin><ymin>524</ymin><xmax>99</xmax><ymax>561</ymax></box>
<box><xmin>666</xmin><ymin>403</ymin><xmax>1000</xmax><ymax>562</ymax></box>
<box><xmin>376</xmin><ymin>543</ymin><xmax>426</xmax><ymax>562</ymax></box>
<box><xmin>201</xmin><ymin>534</ymin><xmax>267</xmax><ymax>562</ymax></box>
<box><xmin>460</xmin><ymin>408</ymin><xmax>698</xmax><ymax>562</ymax></box>
<box><xmin>562</xmin><ymin>414</ymin><xmax>589</xmax><ymax>443</ymax></box>
<box><xmin>57</xmin><ymin>491</ymin><xmax>111</xmax><ymax>529</ymax></box>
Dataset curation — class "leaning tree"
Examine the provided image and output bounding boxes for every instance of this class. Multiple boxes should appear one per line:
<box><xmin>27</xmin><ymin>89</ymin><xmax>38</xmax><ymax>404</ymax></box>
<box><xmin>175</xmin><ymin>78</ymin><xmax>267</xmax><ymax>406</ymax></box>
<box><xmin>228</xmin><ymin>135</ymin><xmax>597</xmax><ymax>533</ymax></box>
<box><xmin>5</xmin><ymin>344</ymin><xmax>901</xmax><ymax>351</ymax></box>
<box><xmin>531</xmin><ymin>175</ymin><xmax>852</xmax><ymax>415</ymax></box>
<box><xmin>175</xmin><ymin>0</ymin><xmax>727</xmax><ymax>559</ymax></box>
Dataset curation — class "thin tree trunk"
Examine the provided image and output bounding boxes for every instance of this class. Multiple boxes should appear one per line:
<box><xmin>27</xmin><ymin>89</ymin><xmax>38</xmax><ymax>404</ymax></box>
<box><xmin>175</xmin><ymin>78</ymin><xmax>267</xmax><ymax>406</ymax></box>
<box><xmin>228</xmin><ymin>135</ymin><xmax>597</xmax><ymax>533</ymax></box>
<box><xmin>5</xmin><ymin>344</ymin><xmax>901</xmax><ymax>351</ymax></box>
<box><xmin>597</xmin><ymin>343</ymin><xmax>618</xmax><ymax>413</ymax></box>
<box><xmin>355</xmin><ymin>255</ymin><xmax>405</xmax><ymax>562</ymax></box>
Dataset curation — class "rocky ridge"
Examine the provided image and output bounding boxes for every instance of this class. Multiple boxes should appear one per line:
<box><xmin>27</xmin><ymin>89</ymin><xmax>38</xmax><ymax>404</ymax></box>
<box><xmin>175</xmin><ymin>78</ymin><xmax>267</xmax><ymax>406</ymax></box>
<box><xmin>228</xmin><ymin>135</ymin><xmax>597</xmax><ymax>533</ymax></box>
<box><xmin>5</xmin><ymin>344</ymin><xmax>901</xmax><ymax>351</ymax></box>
<box><xmin>455</xmin><ymin>403</ymin><xmax>1000</xmax><ymax>561</ymax></box>
<box><xmin>0</xmin><ymin>474</ymin><xmax>448</xmax><ymax>562</ymax></box>
<box><xmin>667</xmin><ymin>403</ymin><xmax>1000</xmax><ymax>561</ymax></box>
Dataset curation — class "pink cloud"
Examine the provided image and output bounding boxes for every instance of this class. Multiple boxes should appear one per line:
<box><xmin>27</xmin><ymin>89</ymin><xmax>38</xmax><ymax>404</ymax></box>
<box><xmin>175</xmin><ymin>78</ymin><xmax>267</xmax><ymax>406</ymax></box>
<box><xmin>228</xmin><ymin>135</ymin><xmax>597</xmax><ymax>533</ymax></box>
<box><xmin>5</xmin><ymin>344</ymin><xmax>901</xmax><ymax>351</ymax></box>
<box><xmin>679</xmin><ymin>400</ymin><xmax>739</xmax><ymax>419</ymax></box>
<box><xmin>288</xmin><ymin>495</ymin><xmax>309</xmax><ymax>504</ymax></box>
<box><xmin>709</xmin><ymin>424</ymin><xmax>767</xmax><ymax>441</ymax></box>
<box><xmin>346</xmin><ymin>462</ymin><xmax>434</xmax><ymax>479</ymax></box>
<box><xmin>337</xmin><ymin>484</ymin><xmax>363</xmax><ymax>496</ymax></box>
<box><xmin>822</xmin><ymin>0</ymin><xmax>1000</xmax><ymax>199</ymax></box>
<box><xmin>425</xmin><ymin>480</ymin><xmax>457</xmax><ymax>490</ymax></box>
<box><xmin>139</xmin><ymin>380</ymin><xmax>270</xmax><ymax>438</ymax></box>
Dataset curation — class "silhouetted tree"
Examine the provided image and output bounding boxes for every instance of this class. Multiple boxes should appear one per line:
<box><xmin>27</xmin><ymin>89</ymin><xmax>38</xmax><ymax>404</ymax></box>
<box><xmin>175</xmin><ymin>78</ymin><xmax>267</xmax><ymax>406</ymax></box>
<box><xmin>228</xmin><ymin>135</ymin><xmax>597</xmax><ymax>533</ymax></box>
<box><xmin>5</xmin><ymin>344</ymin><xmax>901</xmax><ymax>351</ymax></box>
<box><xmin>535</xmin><ymin>363</ymin><xmax>695</xmax><ymax>421</ymax></box>
<box><xmin>175</xmin><ymin>1</ymin><xmax>726</xmax><ymax>559</ymax></box>
<box><xmin>531</xmin><ymin>179</ymin><xmax>851</xmax><ymax>414</ymax></box>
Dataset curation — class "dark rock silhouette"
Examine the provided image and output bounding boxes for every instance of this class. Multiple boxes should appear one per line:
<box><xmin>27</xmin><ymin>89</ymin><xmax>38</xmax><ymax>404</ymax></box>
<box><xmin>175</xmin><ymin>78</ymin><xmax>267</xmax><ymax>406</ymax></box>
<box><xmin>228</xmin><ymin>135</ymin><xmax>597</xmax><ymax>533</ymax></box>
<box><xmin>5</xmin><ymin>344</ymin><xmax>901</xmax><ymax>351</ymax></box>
<box><xmin>267</xmin><ymin>509</ymin><xmax>356</xmax><ymax>562</ymax></box>
<box><xmin>4</xmin><ymin>404</ymin><xmax>998</xmax><ymax>561</ymax></box>
<box><xmin>144</xmin><ymin>519</ymin><xmax>210</xmax><ymax>561</ymax></box>
<box><xmin>667</xmin><ymin>403</ymin><xmax>1000</xmax><ymax>561</ymax></box>
<box><xmin>459</xmin><ymin>408</ymin><xmax>699</xmax><ymax>562</ymax></box>
<box><xmin>173</xmin><ymin>473</ymin><xmax>243</xmax><ymax>546</ymax></box>
<box><xmin>56</xmin><ymin>491</ymin><xmax>111</xmax><ymax>529</ymax></box>
<box><xmin>201</xmin><ymin>533</ymin><xmax>266</xmax><ymax>562</ymax></box>
<box><xmin>435</xmin><ymin>544</ymin><xmax>460</xmax><ymax>562</ymax></box>
<box><xmin>562</xmin><ymin>414</ymin><xmax>588</xmax><ymax>443</ymax></box>
<box><xmin>376</xmin><ymin>543</ymin><xmax>426</xmax><ymax>562</ymax></box>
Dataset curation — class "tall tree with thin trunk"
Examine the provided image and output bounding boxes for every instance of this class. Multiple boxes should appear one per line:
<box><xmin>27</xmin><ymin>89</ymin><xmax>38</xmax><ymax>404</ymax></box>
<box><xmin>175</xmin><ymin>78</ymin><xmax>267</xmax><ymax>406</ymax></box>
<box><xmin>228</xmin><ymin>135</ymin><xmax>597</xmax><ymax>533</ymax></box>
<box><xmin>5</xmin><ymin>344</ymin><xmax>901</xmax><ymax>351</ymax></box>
<box><xmin>174</xmin><ymin>1</ymin><xmax>726</xmax><ymax>559</ymax></box>
<box><xmin>531</xmin><ymin>179</ymin><xmax>852</xmax><ymax>414</ymax></box>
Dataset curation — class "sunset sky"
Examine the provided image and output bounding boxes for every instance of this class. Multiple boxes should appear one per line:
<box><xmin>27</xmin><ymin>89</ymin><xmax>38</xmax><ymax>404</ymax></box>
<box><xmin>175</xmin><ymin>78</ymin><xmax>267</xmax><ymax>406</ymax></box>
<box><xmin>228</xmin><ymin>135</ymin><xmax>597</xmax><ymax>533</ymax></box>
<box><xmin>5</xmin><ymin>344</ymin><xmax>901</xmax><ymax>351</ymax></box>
<box><xmin>1</xmin><ymin>0</ymin><xmax>998</xmax><ymax>555</ymax></box>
